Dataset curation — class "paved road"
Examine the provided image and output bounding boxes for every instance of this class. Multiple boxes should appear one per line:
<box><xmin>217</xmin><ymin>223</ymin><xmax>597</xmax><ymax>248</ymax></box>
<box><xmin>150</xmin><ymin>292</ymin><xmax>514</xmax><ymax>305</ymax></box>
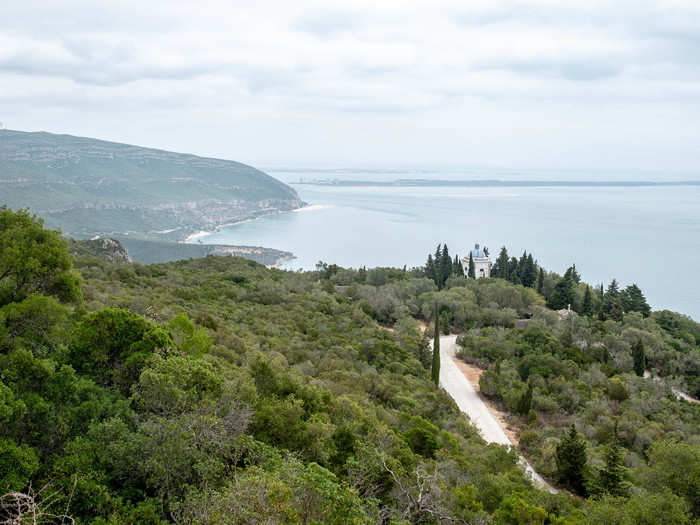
<box><xmin>436</xmin><ymin>335</ymin><xmax>557</xmax><ymax>493</ymax></box>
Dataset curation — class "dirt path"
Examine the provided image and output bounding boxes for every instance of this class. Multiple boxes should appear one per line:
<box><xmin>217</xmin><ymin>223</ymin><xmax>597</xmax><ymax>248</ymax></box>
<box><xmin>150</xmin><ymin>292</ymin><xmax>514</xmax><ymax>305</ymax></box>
<box><xmin>435</xmin><ymin>335</ymin><xmax>557</xmax><ymax>493</ymax></box>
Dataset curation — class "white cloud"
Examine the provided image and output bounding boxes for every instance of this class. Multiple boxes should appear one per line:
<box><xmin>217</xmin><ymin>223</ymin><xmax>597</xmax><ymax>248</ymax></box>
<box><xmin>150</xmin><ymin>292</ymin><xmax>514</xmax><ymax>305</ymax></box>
<box><xmin>1</xmin><ymin>0</ymin><xmax>699</xmax><ymax>172</ymax></box>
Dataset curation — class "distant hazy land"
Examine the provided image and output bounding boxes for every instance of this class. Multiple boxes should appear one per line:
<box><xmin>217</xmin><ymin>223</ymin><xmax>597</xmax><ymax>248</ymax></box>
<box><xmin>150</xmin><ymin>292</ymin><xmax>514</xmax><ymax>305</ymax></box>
<box><xmin>0</xmin><ymin>129</ymin><xmax>303</xmax><ymax>241</ymax></box>
<box><xmin>294</xmin><ymin>178</ymin><xmax>700</xmax><ymax>187</ymax></box>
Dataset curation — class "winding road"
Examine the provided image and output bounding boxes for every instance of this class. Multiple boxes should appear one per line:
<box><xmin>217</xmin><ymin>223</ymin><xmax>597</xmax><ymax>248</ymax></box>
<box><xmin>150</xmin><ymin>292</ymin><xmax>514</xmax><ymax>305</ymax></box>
<box><xmin>435</xmin><ymin>335</ymin><xmax>557</xmax><ymax>493</ymax></box>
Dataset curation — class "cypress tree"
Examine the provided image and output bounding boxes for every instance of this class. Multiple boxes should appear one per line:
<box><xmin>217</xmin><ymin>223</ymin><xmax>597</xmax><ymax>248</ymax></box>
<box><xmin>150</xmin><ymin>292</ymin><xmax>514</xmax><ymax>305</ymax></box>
<box><xmin>556</xmin><ymin>424</ymin><xmax>588</xmax><ymax>495</ymax></box>
<box><xmin>632</xmin><ymin>338</ymin><xmax>645</xmax><ymax>377</ymax></box>
<box><xmin>496</xmin><ymin>247</ymin><xmax>509</xmax><ymax>279</ymax></box>
<box><xmin>468</xmin><ymin>252</ymin><xmax>475</xmax><ymax>278</ymax></box>
<box><xmin>453</xmin><ymin>254</ymin><xmax>464</xmax><ymax>276</ymax></box>
<box><xmin>440</xmin><ymin>244</ymin><xmax>452</xmax><ymax>288</ymax></box>
<box><xmin>518</xmin><ymin>251</ymin><xmax>528</xmax><ymax>283</ymax></box>
<box><xmin>425</xmin><ymin>254</ymin><xmax>435</xmax><ymax>284</ymax></box>
<box><xmin>516</xmin><ymin>383</ymin><xmax>533</xmax><ymax>415</ymax></box>
<box><xmin>536</xmin><ymin>268</ymin><xmax>545</xmax><ymax>295</ymax></box>
<box><xmin>582</xmin><ymin>285</ymin><xmax>593</xmax><ymax>316</ymax></box>
<box><xmin>431</xmin><ymin>303</ymin><xmax>441</xmax><ymax>385</ymax></box>
<box><xmin>522</xmin><ymin>253</ymin><xmax>537</xmax><ymax>287</ymax></box>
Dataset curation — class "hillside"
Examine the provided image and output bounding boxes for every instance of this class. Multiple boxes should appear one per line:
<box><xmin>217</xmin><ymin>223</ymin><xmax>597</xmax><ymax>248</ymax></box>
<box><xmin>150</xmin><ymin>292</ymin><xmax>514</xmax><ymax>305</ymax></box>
<box><xmin>0</xmin><ymin>129</ymin><xmax>303</xmax><ymax>240</ymax></box>
<box><xmin>1</xmin><ymin>209</ymin><xmax>698</xmax><ymax>524</ymax></box>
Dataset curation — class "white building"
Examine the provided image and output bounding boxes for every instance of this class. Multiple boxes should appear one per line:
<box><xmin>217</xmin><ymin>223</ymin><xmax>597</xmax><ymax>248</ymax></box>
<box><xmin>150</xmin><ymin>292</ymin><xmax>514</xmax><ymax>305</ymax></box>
<box><xmin>462</xmin><ymin>243</ymin><xmax>492</xmax><ymax>279</ymax></box>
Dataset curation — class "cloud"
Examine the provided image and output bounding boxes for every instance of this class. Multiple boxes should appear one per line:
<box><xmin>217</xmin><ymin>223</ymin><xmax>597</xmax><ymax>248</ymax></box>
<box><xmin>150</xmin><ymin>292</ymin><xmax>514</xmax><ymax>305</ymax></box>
<box><xmin>0</xmin><ymin>0</ymin><xmax>699</xmax><ymax>171</ymax></box>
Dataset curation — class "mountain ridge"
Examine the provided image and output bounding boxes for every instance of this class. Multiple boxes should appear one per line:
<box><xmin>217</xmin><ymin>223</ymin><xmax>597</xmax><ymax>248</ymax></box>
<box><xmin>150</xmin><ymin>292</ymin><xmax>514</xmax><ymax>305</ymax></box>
<box><xmin>0</xmin><ymin>129</ymin><xmax>303</xmax><ymax>240</ymax></box>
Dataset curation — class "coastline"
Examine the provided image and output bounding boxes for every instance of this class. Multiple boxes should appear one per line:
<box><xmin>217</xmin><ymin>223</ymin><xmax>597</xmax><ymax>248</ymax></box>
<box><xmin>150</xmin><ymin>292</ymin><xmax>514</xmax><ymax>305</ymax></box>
<box><xmin>182</xmin><ymin>203</ymin><xmax>323</xmax><ymax>243</ymax></box>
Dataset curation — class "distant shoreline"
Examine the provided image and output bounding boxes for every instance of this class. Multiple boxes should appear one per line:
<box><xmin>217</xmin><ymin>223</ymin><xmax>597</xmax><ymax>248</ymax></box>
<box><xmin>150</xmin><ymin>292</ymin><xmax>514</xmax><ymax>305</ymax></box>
<box><xmin>292</xmin><ymin>179</ymin><xmax>700</xmax><ymax>188</ymax></box>
<box><xmin>182</xmin><ymin>203</ymin><xmax>316</xmax><ymax>243</ymax></box>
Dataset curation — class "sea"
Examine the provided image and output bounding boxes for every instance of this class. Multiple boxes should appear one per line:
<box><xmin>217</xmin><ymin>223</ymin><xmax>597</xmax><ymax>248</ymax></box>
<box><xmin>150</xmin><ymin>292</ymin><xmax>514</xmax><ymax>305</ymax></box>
<box><xmin>193</xmin><ymin>169</ymin><xmax>700</xmax><ymax>320</ymax></box>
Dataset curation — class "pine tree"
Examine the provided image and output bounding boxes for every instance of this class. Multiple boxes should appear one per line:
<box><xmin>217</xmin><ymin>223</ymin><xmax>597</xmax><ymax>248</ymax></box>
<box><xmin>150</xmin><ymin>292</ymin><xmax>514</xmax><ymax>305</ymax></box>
<box><xmin>431</xmin><ymin>303</ymin><xmax>441</xmax><ymax>386</ymax></box>
<box><xmin>582</xmin><ymin>285</ymin><xmax>593</xmax><ymax>316</ymax></box>
<box><xmin>425</xmin><ymin>254</ymin><xmax>435</xmax><ymax>284</ymax></box>
<box><xmin>496</xmin><ymin>246</ymin><xmax>509</xmax><ymax>279</ymax></box>
<box><xmin>570</xmin><ymin>264</ymin><xmax>581</xmax><ymax>283</ymax></box>
<box><xmin>548</xmin><ymin>273</ymin><xmax>576</xmax><ymax>310</ymax></box>
<box><xmin>508</xmin><ymin>257</ymin><xmax>520</xmax><ymax>284</ymax></box>
<box><xmin>522</xmin><ymin>253</ymin><xmax>537</xmax><ymax>288</ymax></box>
<box><xmin>598</xmin><ymin>423</ymin><xmax>628</xmax><ymax>497</ymax></box>
<box><xmin>468</xmin><ymin>252</ymin><xmax>475</xmax><ymax>278</ymax></box>
<box><xmin>555</xmin><ymin>424</ymin><xmax>588</xmax><ymax>495</ymax></box>
<box><xmin>516</xmin><ymin>251</ymin><xmax>527</xmax><ymax>284</ymax></box>
<box><xmin>536</xmin><ymin>268</ymin><xmax>545</xmax><ymax>295</ymax></box>
<box><xmin>600</xmin><ymin>279</ymin><xmax>624</xmax><ymax>321</ymax></box>
<box><xmin>621</xmin><ymin>284</ymin><xmax>651</xmax><ymax>317</ymax></box>
<box><xmin>632</xmin><ymin>338</ymin><xmax>645</xmax><ymax>377</ymax></box>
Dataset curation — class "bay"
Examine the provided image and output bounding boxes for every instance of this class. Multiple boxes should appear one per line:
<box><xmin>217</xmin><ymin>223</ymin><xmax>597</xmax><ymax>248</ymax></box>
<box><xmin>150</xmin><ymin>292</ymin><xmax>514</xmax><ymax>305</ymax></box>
<box><xmin>194</xmin><ymin>173</ymin><xmax>700</xmax><ymax>320</ymax></box>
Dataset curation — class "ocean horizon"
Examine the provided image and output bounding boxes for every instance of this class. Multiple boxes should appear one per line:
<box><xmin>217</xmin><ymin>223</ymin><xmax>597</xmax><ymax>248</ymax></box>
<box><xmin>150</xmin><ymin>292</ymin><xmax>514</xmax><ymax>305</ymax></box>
<box><xmin>192</xmin><ymin>169</ymin><xmax>700</xmax><ymax>321</ymax></box>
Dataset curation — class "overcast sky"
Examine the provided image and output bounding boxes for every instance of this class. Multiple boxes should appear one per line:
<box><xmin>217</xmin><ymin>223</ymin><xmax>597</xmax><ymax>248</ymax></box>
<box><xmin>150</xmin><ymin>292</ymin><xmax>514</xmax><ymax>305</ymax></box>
<box><xmin>2</xmin><ymin>0</ymin><xmax>699</xmax><ymax>174</ymax></box>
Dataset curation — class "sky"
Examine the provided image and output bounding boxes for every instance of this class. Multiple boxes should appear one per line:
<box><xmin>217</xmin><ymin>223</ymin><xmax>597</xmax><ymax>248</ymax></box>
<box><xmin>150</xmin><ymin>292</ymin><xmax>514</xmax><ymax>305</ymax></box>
<box><xmin>1</xmin><ymin>0</ymin><xmax>699</xmax><ymax>175</ymax></box>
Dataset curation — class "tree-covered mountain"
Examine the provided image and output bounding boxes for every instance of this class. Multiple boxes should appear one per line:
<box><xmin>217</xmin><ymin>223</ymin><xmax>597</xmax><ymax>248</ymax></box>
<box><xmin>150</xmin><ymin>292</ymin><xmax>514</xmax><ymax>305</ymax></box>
<box><xmin>0</xmin><ymin>129</ymin><xmax>303</xmax><ymax>240</ymax></box>
<box><xmin>1</xmin><ymin>209</ymin><xmax>698</xmax><ymax>524</ymax></box>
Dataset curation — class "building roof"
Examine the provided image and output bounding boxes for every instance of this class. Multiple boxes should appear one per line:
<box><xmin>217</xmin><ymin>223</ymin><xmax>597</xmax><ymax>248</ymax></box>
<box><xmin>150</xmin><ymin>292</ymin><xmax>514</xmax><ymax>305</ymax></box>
<box><xmin>471</xmin><ymin>243</ymin><xmax>488</xmax><ymax>259</ymax></box>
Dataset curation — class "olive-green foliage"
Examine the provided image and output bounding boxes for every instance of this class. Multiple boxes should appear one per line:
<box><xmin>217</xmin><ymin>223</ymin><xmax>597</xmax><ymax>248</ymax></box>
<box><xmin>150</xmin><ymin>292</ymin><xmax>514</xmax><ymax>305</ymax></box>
<box><xmin>69</xmin><ymin>308</ymin><xmax>174</xmax><ymax>393</ymax></box>
<box><xmin>2</xmin><ymin>216</ymin><xmax>699</xmax><ymax>523</ymax></box>
<box><xmin>0</xmin><ymin>208</ymin><xmax>81</xmax><ymax>306</ymax></box>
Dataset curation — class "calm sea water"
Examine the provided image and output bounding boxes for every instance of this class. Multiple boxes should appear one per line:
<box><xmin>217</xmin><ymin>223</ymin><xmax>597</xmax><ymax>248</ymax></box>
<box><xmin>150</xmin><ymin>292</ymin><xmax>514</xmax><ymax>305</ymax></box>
<box><xmin>195</xmin><ymin>172</ymin><xmax>700</xmax><ymax>320</ymax></box>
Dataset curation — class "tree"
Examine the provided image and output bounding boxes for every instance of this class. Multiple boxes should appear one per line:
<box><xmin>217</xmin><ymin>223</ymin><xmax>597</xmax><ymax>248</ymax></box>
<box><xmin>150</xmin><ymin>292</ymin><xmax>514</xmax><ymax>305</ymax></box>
<box><xmin>632</xmin><ymin>339</ymin><xmax>645</xmax><ymax>377</ymax></box>
<box><xmin>536</xmin><ymin>268</ymin><xmax>545</xmax><ymax>295</ymax></box>
<box><xmin>516</xmin><ymin>383</ymin><xmax>533</xmax><ymax>416</ymax></box>
<box><xmin>467</xmin><ymin>253</ymin><xmax>475</xmax><ymax>279</ymax></box>
<box><xmin>439</xmin><ymin>244</ymin><xmax>452</xmax><ymax>287</ymax></box>
<box><xmin>598</xmin><ymin>425</ymin><xmax>628</xmax><ymax>497</ymax></box>
<box><xmin>581</xmin><ymin>285</ymin><xmax>593</xmax><ymax>316</ymax></box>
<box><xmin>495</xmin><ymin>247</ymin><xmax>509</xmax><ymax>279</ymax></box>
<box><xmin>622</xmin><ymin>284</ymin><xmax>651</xmax><ymax>317</ymax></box>
<box><xmin>522</xmin><ymin>253</ymin><xmax>537</xmax><ymax>288</ymax></box>
<box><xmin>547</xmin><ymin>273</ymin><xmax>576</xmax><ymax>310</ymax></box>
<box><xmin>69</xmin><ymin>308</ymin><xmax>173</xmax><ymax>393</ymax></box>
<box><xmin>425</xmin><ymin>254</ymin><xmax>435</xmax><ymax>283</ymax></box>
<box><xmin>555</xmin><ymin>424</ymin><xmax>587</xmax><ymax>495</ymax></box>
<box><xmin>0</xmin><ymin>208</ymin><xmax>81</xmax><ymax>306</ymax></box>
<box><xmin>600</xmin><ymin>279</ymin><xmax>624</xmax><ymax>321</ymax></box>
<box><xmin>431</xmin><ymin>304</ymin><xmax>440</xmax><ymax>386</ymax></box>
<box><xmin>453</xmin><ymin>255</ymin><xmax>464</xmax><ymax>276</ymax></box>
<box><xmin>507</xmin><ymin>257</ymin><xmax>520</xmax><ymax>284</ymax></box>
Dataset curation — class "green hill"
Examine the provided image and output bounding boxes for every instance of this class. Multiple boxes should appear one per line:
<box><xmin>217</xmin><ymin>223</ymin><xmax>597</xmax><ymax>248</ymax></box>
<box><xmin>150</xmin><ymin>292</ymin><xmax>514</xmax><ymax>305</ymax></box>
<box><xmin>0</xmin><ymin>129</ymin><xmax>303</xmax><ymax>240</ymax></box>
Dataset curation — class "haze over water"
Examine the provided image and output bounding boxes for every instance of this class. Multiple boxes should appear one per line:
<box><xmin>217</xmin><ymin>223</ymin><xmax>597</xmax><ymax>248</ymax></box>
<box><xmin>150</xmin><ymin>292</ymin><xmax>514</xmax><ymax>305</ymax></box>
<box><xmin>196</xmin><ymin>169</ymin><xmax>700</xmax><ymax>320</ymax></box>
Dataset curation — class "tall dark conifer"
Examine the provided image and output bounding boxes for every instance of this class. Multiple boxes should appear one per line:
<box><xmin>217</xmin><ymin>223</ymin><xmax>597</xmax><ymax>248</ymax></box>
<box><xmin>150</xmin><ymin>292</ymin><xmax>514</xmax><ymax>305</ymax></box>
<box><xmin>468</xmin><ymin>252</ymin><xmax>475</xmax><ymax>278</ymax></box>
<box><xmin>496</xmin><ymin>247</ymin><xmax>509</xmax><ymax>279</ymax></box>
<box><xmin>556</xmin><ymin>424</ymin><xmax>588</xmax><ymax>495</ymax></box>
<box><xmin>632</xmin><ymin>339</ymin><xmax>645</xmax><ymax>377</ymax></box>
<box><xmin>536</xmin><ymin>268</ymin><xmax>545</xmax><ymax>295</ymax></box>
<box><xmin>439</xmin><ymin>244</ymin><xmax>452</xmax><ymax>288</ymax></box>
<box><xmin>453</xmin><ymin>254</ymin><xmax>464</xmax><ymax>276</ymax></box>
<box><xmin>508</xmin><ymin>257</ymin><xmax>520</xmax><ymax>284</ymax></box>
<box><xmin>598</xmin><ymin>422</ymin><xmax>628</xmax><ymax>497</ymax></box>
<box><xmin>431</xmin><ymin>303</ymin><xmax>440</xmax><ymax>385</ymax></box>
<box><xmin>582</xmin><ymin>285</ymin><xmax>593</xmax><ymax>316</ymax></box>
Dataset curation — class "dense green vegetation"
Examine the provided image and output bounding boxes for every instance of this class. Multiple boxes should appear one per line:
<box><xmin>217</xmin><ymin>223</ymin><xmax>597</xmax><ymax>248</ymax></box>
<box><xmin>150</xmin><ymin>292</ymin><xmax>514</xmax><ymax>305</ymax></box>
<box><xmin>1</xmin><ymin>210</ymin><xmax>698</xmax><ymax>524</ymax></box>
<box><xmin>0</xmin><ymin>129</ymin><xmax>302</xmax><ymax>241</ymax></box>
